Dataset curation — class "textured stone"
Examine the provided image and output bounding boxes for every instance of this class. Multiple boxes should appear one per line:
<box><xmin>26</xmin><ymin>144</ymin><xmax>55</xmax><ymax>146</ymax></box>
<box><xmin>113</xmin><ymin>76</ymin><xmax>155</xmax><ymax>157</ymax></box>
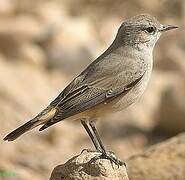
<box><xmin>155</xmin><ymin>76</ymin><xmax>185</xmax><ymax>135</ymax></box>
<box><xmin>127</xmin><ymin>133</ymin><xmax>185</xmax><ymax>180</ymax></box>
<box><xmin>50</xmin><ymin>151</ymin><xmax>129</xmax><ymax>180</ymax></box>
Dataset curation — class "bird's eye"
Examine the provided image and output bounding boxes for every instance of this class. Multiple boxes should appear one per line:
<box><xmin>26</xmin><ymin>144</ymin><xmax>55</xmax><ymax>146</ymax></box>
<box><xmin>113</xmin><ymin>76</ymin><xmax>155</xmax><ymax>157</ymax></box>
<box><xmin>144</xmin><ymin>27</ymin><xmax>156</xmax><ymax>34</ymax></box>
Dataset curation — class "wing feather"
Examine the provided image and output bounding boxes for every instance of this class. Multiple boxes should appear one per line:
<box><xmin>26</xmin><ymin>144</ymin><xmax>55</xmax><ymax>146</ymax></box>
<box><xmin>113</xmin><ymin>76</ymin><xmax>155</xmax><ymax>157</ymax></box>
<box><xmin>39</xmin><ymin>73</ymin><xmax>144</xmax><ymax>131</ymax></box>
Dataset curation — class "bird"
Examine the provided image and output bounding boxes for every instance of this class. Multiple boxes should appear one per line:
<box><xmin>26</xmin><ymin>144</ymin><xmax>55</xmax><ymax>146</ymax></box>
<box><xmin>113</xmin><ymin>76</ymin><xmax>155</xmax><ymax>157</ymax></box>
<box><xmin>3</xmin><ymin>14</ymin><xmax>177</xmax><ymax>165</ymax></box>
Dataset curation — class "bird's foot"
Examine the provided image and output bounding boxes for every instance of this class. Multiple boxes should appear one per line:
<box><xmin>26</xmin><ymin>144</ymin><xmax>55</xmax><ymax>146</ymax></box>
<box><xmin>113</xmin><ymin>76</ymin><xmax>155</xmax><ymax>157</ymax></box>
<box><xmin>80</xmin><ymin>148</ymin><xmax>99</xmax><ymax>154</ymax></box>
<box><xmin>90</xmin><ymin>151</ymin><xmax>126</xmax><ymax>168</ymax></box>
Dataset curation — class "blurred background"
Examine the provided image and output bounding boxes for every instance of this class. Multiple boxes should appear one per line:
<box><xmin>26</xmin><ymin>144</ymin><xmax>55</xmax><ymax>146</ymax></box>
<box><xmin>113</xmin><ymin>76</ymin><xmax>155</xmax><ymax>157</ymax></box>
<box><xmin>0</xmin><ymin>0</ymin><xmax>184</xmax><ymax>179</ymax></box>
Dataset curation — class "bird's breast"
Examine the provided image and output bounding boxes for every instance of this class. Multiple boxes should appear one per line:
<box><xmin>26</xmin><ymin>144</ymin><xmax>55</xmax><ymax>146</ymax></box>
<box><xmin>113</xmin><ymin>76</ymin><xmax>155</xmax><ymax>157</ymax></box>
<box><xmin>110</xmin><ymin>65</ymin><xmax>152</xmax><ymax>112</ymax></box>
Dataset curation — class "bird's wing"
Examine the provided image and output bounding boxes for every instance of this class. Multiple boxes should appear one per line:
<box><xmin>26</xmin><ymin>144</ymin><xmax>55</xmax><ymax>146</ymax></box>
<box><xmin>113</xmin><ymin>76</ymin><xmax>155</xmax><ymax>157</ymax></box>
<box><xmin>55</xmin><ymin>75</ymin><xmax>143</xmax><ymax>117</ymax></box>
<box><xmin>49</xmin><ymin>51</ymin><xmax>146</xmax><ymax>107</ymax></box>
<box><xmin>39</xmin><ymin>54</ymin><xmax>146</xmax><ymax>131</ymax></box>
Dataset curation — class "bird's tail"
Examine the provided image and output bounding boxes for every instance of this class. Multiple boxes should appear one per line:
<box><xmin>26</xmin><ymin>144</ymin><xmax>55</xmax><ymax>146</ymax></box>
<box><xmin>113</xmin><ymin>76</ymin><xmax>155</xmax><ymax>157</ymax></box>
<box><xmin>3</xmin><ymin>119</ymin><xmax>44</xmax><ymax>141</ymax></box>
<box><xmin>3</xmin><ymin>107</ymin><xmax>57</xmax><ymax>141</ymax></box>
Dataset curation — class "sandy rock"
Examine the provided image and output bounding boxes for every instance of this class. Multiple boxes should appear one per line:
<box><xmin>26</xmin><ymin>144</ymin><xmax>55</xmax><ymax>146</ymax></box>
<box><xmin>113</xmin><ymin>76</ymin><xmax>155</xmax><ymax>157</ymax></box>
<box><xmin>0</xmin><ymin>16</ymin><xmax>42</xmax><ymax>42</ymax></box>
<box><xmin>127</xmin><ymin>133</ymin><xmax>185</xmax><ymax>180</ymax></box>
<box><xmin>155</xmin><ymin>75</ymin><xmax>185</xmax><ymax>135</ymax></box>
<box><xmin>46</xmin><ymin>18</ymin><xmax>98</xmax><ymax>76</ymax></box>
<box><xmin>19</xmin><ymin>43</ymin><xmax>47</xmax><ymax>66</ymax></box>
<box><xmin>155</xmin><ymin>40</ymin><xmax>185</xmax><ymax>73</ymax></box>
<box><xmin>0</xmin><ymin>16</ymin><xmax>43</xmax><ymax>57</ymax></box>
<box><xmin>0</xmin><ymin>0</ymin><xmax>15</xmax><ymax>16</ymax></box>
<box><xmin>50</xmin><ymin>151</ymin><xmax>129</xmax><ymax>180</ymax></box>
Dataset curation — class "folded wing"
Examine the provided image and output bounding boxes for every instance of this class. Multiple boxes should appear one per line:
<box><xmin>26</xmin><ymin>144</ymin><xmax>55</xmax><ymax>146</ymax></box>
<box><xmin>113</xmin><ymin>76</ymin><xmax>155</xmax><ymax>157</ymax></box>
<box><xmin>39</xmin><ymin>72</ymin><xmax>144</xmax><ymax>131</ymax></box>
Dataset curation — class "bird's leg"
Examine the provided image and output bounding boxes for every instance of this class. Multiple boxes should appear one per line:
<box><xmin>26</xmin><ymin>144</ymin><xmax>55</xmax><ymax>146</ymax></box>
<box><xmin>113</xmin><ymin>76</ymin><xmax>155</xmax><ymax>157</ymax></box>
<box><xmin>81</xmin><ymin>119</ymin><xmax>101</xmax><ymax>152</ymax></box>
<box><xmin>89</xmin><ymin>120</ymin><xmax>106</xmax><ymax>154</ymax></box>
<box><xmin>89</xmin><ymin>120</ymin><xmax>124</xmax><ymax>167</ymax></box>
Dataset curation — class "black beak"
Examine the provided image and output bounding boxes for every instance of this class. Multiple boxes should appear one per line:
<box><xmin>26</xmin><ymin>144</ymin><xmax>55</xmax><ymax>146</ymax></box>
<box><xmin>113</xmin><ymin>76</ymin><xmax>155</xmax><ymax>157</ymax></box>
<box><xmin>159</xmin><ymin>25</ymin><xmax>178</xmax><ymax>32</ymax></box>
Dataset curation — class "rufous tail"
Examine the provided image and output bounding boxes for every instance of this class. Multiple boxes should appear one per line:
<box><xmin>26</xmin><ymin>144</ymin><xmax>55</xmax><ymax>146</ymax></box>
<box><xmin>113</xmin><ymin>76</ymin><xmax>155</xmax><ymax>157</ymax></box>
<box><xmin>3</xmin><ymin>107</ymin><xmax>57</xmax><ymax>141</ymax></box>
<box><xmin>3</xmin><ymin>119</ymin><xmax>43</xmax><ymax>141</ymax></box>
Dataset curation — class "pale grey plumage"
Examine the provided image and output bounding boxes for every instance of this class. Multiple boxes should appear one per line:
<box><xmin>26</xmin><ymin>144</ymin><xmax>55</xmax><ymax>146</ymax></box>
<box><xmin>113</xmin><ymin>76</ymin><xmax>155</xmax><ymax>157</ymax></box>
<box><xmin>4</xmin><ymin>14</ymin><xmax>178</xmax><ymax>142</ymax></box>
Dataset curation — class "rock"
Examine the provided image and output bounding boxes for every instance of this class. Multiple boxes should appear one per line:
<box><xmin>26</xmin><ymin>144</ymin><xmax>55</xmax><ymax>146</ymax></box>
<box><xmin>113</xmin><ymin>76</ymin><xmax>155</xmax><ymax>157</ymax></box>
<box><xmin>127</xmin><ymin>133</ymin><xmax>185</xmax><ymax>180</ymax></box>
<box><xmin>155</xmin><ymin>75</ymin><xmax>185</xmax><ymax>135</ymax></box>
<box><xmin>18</xmin><ymin>43</ymin><xmax>47</xmax><ymax>66</ymax></box>
<box><xmin>50</xmin><ymin>133</ymin><xmax>185</xmax><ymax>180</ymax></box>
<box><xmin>45</xmin><ymin>17</ymin><xmax>98</xmax><ymax>76</ymax></box>
<box><xmin>155</xmin><ymin>39</ymin><xmax>185</xmax><ymax>73</ymax></box>
<box><xmin>0</xmin><ymin>0</ymin><xmax>15</xmax><ymax>16</ymax></box>
<box><xmin>0</xmin><ymin>16</ymin><xmax>43</xmax><ymax>42</ymax></box>
<box><xmin>49</xmin><ymin>151</ymin><xmax>129</xmax><ymax>180</ymax></box>
<box><xmin>0</xmin><ymin>16</ymin><xmax>43</xmax><ymax>57</ymax></box>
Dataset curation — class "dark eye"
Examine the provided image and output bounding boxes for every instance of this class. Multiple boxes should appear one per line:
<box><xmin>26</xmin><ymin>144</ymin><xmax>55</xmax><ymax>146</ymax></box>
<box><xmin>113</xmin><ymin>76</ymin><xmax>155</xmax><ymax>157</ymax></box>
<box><xmin>144</xmin><ymin>27</ymin><xmax>156</xmax><ymax>34</ymax></box>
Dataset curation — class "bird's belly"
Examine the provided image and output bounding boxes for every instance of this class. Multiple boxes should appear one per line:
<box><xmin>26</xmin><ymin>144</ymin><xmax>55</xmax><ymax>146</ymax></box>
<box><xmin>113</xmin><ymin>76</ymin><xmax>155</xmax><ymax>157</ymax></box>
<box><xmin>107</xmin><ymin>72</ymin><xmax>151</xmax><ymax>112</ymax></box>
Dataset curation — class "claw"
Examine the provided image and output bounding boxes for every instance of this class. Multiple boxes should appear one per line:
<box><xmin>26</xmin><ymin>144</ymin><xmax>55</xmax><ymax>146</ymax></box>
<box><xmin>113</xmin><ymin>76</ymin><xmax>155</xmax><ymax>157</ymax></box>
<box><xmin>89</xmin><ymin>151</ymin><xmax>125</xmax><ymax>168</ymax></box>
<box><xmin>81</xmin><ymin>148</ymin><xmax>98</xmax><ymax>154</ymax></box>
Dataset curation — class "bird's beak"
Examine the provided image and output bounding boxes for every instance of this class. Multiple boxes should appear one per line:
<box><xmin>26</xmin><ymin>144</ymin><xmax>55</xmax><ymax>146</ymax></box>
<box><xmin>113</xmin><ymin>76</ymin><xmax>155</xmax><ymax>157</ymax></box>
<box><xmin>159</xmin><ymin>25</ymin><xmax>178</xmax><ymax>32</ymax></box>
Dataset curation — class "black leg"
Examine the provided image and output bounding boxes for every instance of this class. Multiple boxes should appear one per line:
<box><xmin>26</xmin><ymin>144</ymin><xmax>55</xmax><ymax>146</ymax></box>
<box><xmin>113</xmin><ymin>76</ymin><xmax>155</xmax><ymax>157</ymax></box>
<box><xmin>81</xmin><ymin>119</ymin><xmax>101</xmax><ymax>151</ymax></box>
<box><xmin>89</xmin><ymin>120</ymin><xmax>124</xmax><ymax>167</ymax></box>
<box><xmin>89</xmin><ymin>120</ymin><xmax>106</xmax><ymax>154</ymax></box>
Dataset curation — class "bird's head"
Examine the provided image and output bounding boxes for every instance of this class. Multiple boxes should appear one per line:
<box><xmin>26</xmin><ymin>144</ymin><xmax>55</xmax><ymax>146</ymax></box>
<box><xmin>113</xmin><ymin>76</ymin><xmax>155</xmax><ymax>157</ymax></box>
<box><xmin>116</xmin><ymin>14</ymin><xmax>178</xmax><ymax>50</ymax></box>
